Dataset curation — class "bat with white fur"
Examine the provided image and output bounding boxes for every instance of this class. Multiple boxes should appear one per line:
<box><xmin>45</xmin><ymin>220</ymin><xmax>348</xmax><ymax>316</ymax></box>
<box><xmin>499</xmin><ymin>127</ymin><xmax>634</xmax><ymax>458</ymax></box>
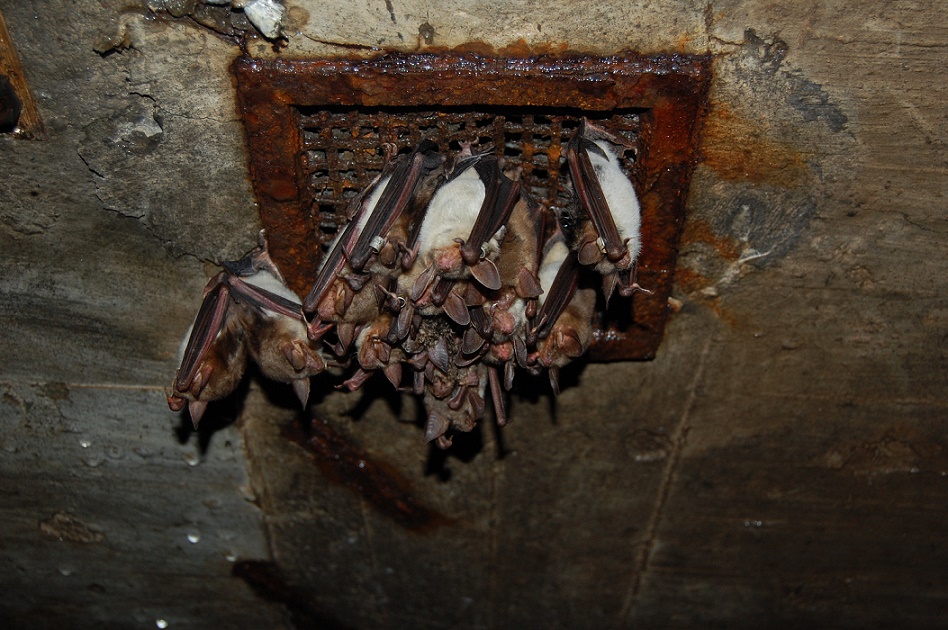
<box><xmin>168</xmin><ymin>231</ymin><xmax>325</xmax><ymax>426</ymax></box>
<box><xmin>565</xmin><ymin>118</ymin><xmax>649</xmax><ymax>301</ymax></box>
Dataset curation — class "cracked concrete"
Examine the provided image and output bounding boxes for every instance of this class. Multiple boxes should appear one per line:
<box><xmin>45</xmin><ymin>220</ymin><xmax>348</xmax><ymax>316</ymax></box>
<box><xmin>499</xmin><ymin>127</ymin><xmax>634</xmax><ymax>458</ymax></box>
<box><xmin>0</xmin><ymin>0</ymin><xmax>945</xmax><ymax>627</ymax></box>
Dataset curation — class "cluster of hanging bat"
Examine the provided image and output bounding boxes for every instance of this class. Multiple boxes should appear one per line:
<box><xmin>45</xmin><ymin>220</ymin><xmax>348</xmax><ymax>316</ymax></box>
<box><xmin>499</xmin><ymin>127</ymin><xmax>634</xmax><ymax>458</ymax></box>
<box><xmin>167</xmin><ymin>119</ymin><xmax>647</xmax><ymax>449</ymax></box>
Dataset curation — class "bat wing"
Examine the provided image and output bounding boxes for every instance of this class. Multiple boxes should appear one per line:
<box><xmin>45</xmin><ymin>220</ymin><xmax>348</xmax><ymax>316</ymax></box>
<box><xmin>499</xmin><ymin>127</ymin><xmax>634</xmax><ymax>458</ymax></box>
<box><xmin>566</xmin><ymin>121</ymin><xmax>625</xmax><ymax>263</ymax></box>
<box><xmin>348</xmin><ymin>140</ymin><xmax>441</xmax><ymax>271</ymax></box>
<box><xmin>302</xmin><ymin>202</ymin><xmax>370</xmax><ymax>315</ymax></box>
<box><xmin>460</xmin><ymin>157</ymin><xmax>521</xmax><ymax>272</ymax></box>
<box><xmin>175</xmin><ymin>273</ymin><xmax>232</xmax><ymax>392</ymax></box>
<box><xmin>228</xmin><ymin>276</ymin><xmax>303</xmax><ymax>321</ymax></box>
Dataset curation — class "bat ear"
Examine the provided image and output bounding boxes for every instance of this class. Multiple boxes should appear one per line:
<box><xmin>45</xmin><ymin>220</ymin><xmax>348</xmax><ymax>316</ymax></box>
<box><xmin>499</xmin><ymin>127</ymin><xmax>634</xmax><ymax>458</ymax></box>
<box><xmin>469</xmin><ymin>259</ymin><xmax>501</xmax><ymax>290</ymax></box>
<box><xmin>428</xmin><ymin>338</ymin><xmax>452</xmax><ymax>373</ymax></box>
<box><xmin>188</xmin><ymin>400</ymin><xmax>208</xmax><ymax>428</ymax></box>
<box><xmin>443</xmin><ymin>292</ymin><xmax>471</xmax><ymax>326</ymax></box>
<box><xmin>516</xmin><ymin>268</ymin><xmax>543</xmax><ymax>299</ymax></box>
<box><xmin>602</xmin><ymin>273</ymin><xmax>618</xmax><ymax>307</ymax></box>
<box><xmin>383</xmin><ymin>363</ymin><xmax>403</xmax><ymax>389</ymax></box>
<box><xmin>462</xmin><ymin>326</ymin><xmax>487</xmax><ymax>355</ymax></box>
<box><xmin>548</xmin><ymin>366</ymin><xmax>561</xmax><ymax>397</ymax></box>
<box><xmin>424</xmin><ymin>413</ymin><xmax>450</xmax><ymax>443</ymax></box>
<box><xmin>292</xmin><ymin>378</ymin><xmax>311</xmax><ymax>407</ymax></box>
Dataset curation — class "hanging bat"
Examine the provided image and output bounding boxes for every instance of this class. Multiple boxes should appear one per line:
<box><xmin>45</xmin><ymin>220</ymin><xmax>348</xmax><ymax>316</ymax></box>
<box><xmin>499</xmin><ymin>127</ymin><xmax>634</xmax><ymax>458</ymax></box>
<box><xmin>565</xmin><ymin>118</ymin><xmax>648</xmax><ymax>302</ymax></box>
<box><xmin>302</xmin><ymin>141</ymin><xmax>443</xmax><ymax>349</ymax></box>
<box><xmin>528</xmin><ymin>229</ymin><xmax>596</xmax><ymax>395</ymax></box>
<box><xmin>422</xmin><ymin>361</ymin><xmax>487</xmax><ymax>449</ymax></box>
<box><xmin>400</xmin><ymin>147</ymin><xmax>521</xmax><ymax>323</ymax></box>
<box><xmin>341</xmin><ymin>313</ymin><xmax>405</xmax><ymax>392</ymax></box>
<box><xmin>462</xmin><ymin>196</ymin><xmax>544</xmax><ymax>418</ymax></box>
<box><xmin>168</xmin><ymin>231</ymin><xmax>326</xmax><ymax>426</ymax></box>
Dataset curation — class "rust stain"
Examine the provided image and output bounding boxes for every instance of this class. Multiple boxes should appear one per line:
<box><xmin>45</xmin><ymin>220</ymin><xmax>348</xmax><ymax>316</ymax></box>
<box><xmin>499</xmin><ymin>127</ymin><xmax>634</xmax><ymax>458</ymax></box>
<box><xmin>680</xmin><ymin>218</ymin><xmax>742</xmax><ymax>262</ymax></box>
<box><xmin>283</xmin><ymin>418</ymin><xmax>453</xmax><ymax>532</ymax></box>
<box><xmin>450</xmin><ymin>40</ymin><xmax>496</xmax><ymax>56</ymax></box>
<box><xmin>497</xmin><ymin>38</ymin><xmax>572</xmax><ymax>57</ymax></box>
<box><xmin>673</xmin><ymin>266</ymin><xmax>712</xmax><ymax>295</ymax></box>
<box><xmin>0</xmin><ymin>10</ymin><xmax>45</xmax><ymax>139</ymax></box>
<box><xmin>701</xmin><ymin>101</ymin><xmax>807</xmax><ymax>186</ymax></box>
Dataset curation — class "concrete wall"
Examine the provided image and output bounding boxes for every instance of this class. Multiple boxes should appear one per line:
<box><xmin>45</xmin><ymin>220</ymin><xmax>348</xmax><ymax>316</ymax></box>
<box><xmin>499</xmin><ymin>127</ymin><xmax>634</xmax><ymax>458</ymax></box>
<box><xmin>0</xmin><ymin>1</ymin><xmax>944</xmax><ymax>627</ymax></box>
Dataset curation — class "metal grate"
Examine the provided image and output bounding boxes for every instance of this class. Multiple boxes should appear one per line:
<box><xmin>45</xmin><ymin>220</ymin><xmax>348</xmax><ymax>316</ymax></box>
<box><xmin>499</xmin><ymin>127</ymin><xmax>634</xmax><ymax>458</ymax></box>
<box><xmin>234</xmin><ymin>52</ymin><xmax>711</xmax><ymax>360</ymax></box>
<box><xmin>297</xmin><ymin>108</ymin><xmax>640</xmax><ymax>246</ymax></box>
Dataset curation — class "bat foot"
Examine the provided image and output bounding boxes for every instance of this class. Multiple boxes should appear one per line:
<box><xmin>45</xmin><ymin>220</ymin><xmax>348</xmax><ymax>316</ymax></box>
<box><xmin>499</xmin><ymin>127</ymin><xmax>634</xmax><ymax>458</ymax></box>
<box><xmin>341</xmin><ymin>368</ymin><xmax>373</xmax><ymax>392</ymax></box>
<box><xmin>306</xmin><ymin>320</ymin><xmax>334</xmax><ymax>342</ymax></box>
<box><xmin>619</xmin><ymin>282</ymin><xmax>653</xmax><ymax>297</ymax></box>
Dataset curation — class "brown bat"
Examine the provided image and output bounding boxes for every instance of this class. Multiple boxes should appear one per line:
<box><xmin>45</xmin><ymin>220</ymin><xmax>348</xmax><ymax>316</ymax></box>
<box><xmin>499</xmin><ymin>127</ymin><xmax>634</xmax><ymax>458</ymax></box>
<box><xmin>565</xmin><ymin>118</ymin><xmax>648</xmax><ymax>302</ymax></box>
<box><xmin>303</xmin><ymin>141</ymin><xmax>443</xmax><ymax>348</ymax></box>
<box><xmin>422</xmin><ymin>362</ymin><xmax>487</xmax><ymax>449</ymax></box>
<box><xmin>400</xmin><ymin>147</ymin><xmax>521</xmax><ymax>321</ymax></box>
<box><xmin>461</xmin><ymin>196</ymin><xmax>545</xmax><ymax>422</ymax></box>
<box><xmin>168</xmin><ymin>231</ymin><xmax>325</xmax><ymax>426</ymax></box>
<box><xmin>528</xmin><ymin>230</ymin><xmax>596</xmax><ymax>395</ymax></box>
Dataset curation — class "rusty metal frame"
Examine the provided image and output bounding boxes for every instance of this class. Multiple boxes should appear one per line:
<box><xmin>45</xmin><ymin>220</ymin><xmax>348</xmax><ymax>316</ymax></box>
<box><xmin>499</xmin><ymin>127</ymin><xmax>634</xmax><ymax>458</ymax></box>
<box><xmin>233</xmin><ymin>52</ymin><xmax>710</xmax><ymax>361</ymax></box>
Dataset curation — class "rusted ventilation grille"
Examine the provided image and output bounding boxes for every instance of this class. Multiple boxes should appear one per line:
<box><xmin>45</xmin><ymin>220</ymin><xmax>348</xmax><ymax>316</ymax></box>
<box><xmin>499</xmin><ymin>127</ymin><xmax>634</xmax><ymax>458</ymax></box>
<box><xmin>298</xmin><ymin>108</ymin><xmax>640</xmax><ymax>242</ymax></box>
<box><xmin>233</xmin><ymin>52</ymin><xmax>711</xmax><ymax>360</ymax></box>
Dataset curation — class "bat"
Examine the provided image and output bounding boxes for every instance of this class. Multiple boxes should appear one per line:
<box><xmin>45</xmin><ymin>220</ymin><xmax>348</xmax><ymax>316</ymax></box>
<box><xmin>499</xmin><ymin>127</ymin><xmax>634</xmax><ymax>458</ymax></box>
<box><xmin>462</xmin><ymin>196</ymin><xmax>544</xmax><ymax>417</ymax></box>
<box><xmin>169</xmin><ymin>125</ymin><xmax>648</xmax><ymax>449</ymax></box>
<box><xmin>342</xmin><ymin>313</ymin><xmax>404</xmax><ymax>392</ymax></box>
<box><xmin>528</xmin><ymin>229</ymin><xmax>596</xmax><ymax>395</ymax></box>
<box><xmin>401</xmin><ymin>147</ymin><xmax>521</xmax><ymax>316</ymax></box>
<box><xmin>168</xmin><ymin>231</ymin><xmax>325</xmax><ymax>426</ymax></box>
<box><xmin>422</xmin><ymin>362</ymin><xmax>487</xmax><ymax>449</ymax></box>
<box><xmin>565</xmin><ymin>118</ymin><xmax>648</xmax><ymax>301</ymax></box>
<box><xmin>303</xmin><ymin>141</ymin><xmax>443</xmax><ymax>349</ymax></box>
